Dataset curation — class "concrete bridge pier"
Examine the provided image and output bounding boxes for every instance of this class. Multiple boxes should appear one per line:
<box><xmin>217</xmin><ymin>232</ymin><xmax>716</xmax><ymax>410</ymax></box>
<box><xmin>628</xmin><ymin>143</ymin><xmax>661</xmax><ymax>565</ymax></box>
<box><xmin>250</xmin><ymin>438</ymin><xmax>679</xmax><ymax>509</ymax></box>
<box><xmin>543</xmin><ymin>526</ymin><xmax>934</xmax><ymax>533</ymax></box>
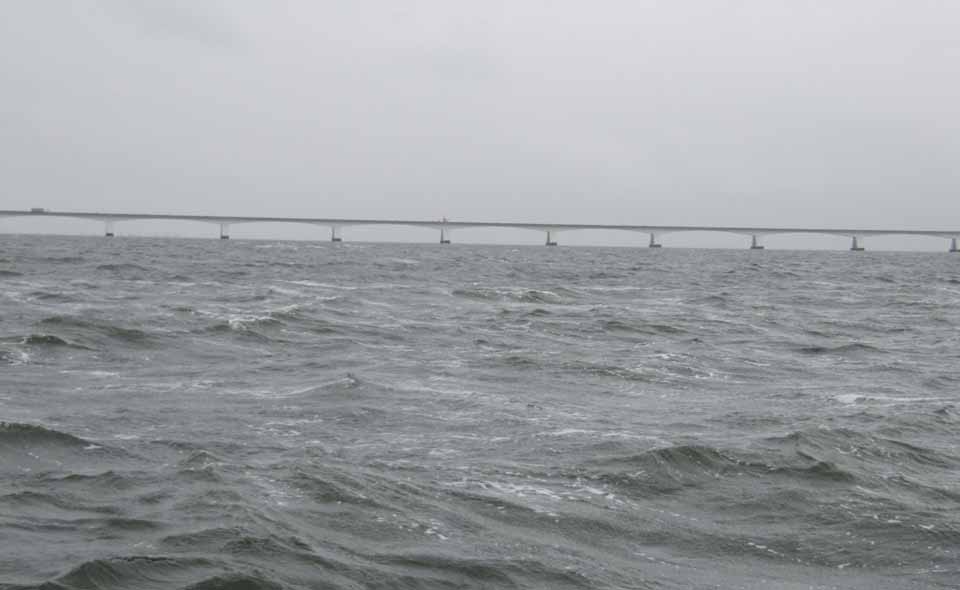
<box><xmin>750</xmin><ymin>235</ymin><xmax>765</xmax><ymax>250</ymax></box>
<box><xmin>850</xmin><ymin>236</ymin><xmax>864</xmax><ymax>251</ymax></box>
<box><xmin>648</xmin><ymin>233</ymin><xmax>662</xmax><ymax>248</ymax></box>
<box><xmin>440</xmin><ymin>227</ymin><xmax>451</xmax><ymax>244</ymax></box>
<box><xmin>330</xmin><ymin>226</ymin><xmax>342</xmax><ymax>242</ymax></box>
<box><xmin>104</xmin><ymin>220</ymin><xmax>115</xmax><ymax>237</ymax></box>
<box><xmin>545</xmin><ymin>230</ymin><xmax>558</xmax><ymax>246</ymax></box>
<box><xmin>950</xmin><ymin>238</ymin><xmax>958</xmax><ymax>252</ymax></box>
<box><xmin>219</xmin><ymin>223</ymin><xmax>230</xmax><ymax>240</ymax></box>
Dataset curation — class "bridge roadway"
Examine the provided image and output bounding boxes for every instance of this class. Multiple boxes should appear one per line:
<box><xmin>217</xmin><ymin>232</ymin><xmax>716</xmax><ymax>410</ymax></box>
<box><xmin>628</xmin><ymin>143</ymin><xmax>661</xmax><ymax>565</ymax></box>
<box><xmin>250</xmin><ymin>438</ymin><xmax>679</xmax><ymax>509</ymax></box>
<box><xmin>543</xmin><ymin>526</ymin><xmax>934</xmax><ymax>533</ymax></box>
<box><xmin>1</xmin><ymin>209</ymin><xmax>958</xmax><ymax>251</ymax></box>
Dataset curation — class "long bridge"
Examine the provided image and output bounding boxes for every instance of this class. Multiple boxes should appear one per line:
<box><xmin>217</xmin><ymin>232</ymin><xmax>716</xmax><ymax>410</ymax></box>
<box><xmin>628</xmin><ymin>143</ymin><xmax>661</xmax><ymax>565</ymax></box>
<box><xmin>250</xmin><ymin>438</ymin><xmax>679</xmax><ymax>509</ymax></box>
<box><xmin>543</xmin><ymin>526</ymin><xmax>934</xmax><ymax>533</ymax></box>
<box><xmin>1</xmin><ymin>209</ymin><xmax>958</xmax><ymax>251</ymax></box>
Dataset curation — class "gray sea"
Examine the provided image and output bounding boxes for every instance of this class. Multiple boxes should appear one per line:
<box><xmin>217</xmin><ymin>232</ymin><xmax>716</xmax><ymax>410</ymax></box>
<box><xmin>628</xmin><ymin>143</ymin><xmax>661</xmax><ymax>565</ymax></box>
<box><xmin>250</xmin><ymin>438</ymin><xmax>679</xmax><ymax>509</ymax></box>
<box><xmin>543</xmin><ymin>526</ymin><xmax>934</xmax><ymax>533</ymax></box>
<box><xmin>1</xmin><ymin>234</ymin><xmax>958</xmax><ymax>589</ymax></box>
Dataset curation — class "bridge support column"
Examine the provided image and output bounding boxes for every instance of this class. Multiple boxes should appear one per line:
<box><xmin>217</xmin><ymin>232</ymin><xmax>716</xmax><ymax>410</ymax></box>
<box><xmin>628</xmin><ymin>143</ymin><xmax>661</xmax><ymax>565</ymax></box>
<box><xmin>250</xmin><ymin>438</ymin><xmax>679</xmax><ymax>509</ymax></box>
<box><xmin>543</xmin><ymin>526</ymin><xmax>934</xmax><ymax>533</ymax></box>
<box><xmin>330</xmin><ymin>226</ymin><xmax>342</xmax><ymax>242</ymax></box>
<box><xmin>104</xmin><ymin>220</ymin><xmax>115</xmax><ymax>237</ymax></box>
<box><xmin>950</xmin><ymin>238</ymin><xmax>958</xmax><ymax>252</ymax></box>
<box><xmin>219</xmin><ymin>223</ymin><xmax>230</xmax><ymax>240</ymax></box>
<box><xmin>648</xmin><ymin>233</ymin><xmax>662</xmax><ymax>248</ymax></box>
<box><xmin>750</xmin><ymin>235</ymin><xmax>764</xmax><ymax>250</ymax></box>
<box><xmin>440</xmin><ymin>227</ymin><xmax>451</xmax><ymax>244</ymax></box>
<box><xmin>850</xmin><ymin>236</ymin><xmax>864</xmax><ymax>251</ymax></box>
<box><xmin>545</xmin><ymin>231</ymin><xmax>558</xmax><ymax>246</ymax></box>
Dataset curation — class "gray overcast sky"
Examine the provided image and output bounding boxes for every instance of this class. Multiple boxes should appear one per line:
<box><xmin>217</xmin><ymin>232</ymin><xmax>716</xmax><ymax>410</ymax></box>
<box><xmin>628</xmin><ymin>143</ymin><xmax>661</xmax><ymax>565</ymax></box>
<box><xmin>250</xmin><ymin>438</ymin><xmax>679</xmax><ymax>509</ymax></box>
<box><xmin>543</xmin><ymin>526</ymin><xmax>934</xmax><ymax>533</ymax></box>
<box><xmin>2</xmin><ymin>1</ymin><xmax>959</xmax><ymax>247</ymax></box>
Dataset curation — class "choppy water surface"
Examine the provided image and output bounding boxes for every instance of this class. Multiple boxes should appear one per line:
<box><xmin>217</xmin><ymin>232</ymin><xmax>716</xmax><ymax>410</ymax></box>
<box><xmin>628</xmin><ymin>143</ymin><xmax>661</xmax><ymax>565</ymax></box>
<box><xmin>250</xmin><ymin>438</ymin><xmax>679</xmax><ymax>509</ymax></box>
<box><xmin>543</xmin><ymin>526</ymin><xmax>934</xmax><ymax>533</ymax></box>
<box><xmin>1</xmin><ymin>235</ymin><xmax>959</xmax><ymax>589</ymax></box>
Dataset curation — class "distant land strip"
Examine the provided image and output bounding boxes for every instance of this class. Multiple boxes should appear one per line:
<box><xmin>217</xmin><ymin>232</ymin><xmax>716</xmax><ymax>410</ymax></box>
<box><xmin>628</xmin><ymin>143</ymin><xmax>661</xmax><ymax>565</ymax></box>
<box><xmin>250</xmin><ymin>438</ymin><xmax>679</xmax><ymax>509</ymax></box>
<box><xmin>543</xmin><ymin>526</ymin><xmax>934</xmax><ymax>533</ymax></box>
<box><xmin>2</xmin><ymin>209</ymin><xmax>958</xmax><ymax>251</ymax></box>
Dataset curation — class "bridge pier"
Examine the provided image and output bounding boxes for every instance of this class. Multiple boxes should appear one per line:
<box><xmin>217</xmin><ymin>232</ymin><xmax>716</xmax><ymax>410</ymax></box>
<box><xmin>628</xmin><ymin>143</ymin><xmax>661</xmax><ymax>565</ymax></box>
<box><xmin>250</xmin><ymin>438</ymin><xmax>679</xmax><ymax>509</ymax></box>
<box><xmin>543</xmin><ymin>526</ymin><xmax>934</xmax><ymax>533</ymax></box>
<box><xmin>950</xmin><ymin>238</ymin><xmax>958</xmax><ymax>252</ymax></box>
<box><xmin>330</xmin><ymin>226</ymin><xmax>342</xmax><ymax>242</ymax></box>
<box><xmin>850</xmin><ymin>236</ymin><xmax>864</xmax><ymax>251</ymax></box>
<box><xmin>104</xmin><ymin>220</ymin><xmax>115</xmax><ymax>237</ymax></box>
<box><xmin>648</xmin><ymin>233</ymin><xmax>662</xmax><ymax>248</ymax></box>
<box><xmin>750</xmin><ymin>235</ymin><xmax>764</xmax><ymax>250</ymax></box>
<box><xmin>545</xmin><ymin>231</ymin><xmax>558</xmax><ymax>246</ymax></box>
<box><xmin>440</xmin><ymin>227</ymin><xmax>451</xmax><ymax>244</ymax></box>
<box><xmin>219</xmin><ymin>223</ymin><xmax>230</xmax><ymax>240</ymax></box>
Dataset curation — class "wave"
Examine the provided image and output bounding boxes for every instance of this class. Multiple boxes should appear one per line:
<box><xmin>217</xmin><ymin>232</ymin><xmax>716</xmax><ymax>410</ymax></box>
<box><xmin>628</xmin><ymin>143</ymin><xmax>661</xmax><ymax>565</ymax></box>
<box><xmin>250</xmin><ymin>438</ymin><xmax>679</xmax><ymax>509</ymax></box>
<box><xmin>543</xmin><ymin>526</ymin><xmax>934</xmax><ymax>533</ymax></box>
<box><xmin>95</xmin><ymin>263</ymin><xmax>150</xmax><ymax>273</ymax></box>
<box><xmin>178</xmin><ymin>449</ymin><xmax>226</xmax><ymax>470</ymax></box>
<box><xmin>452</xmin><ymin>287</ymin><xmax>568</xmax><ymax>304</ymax></box>
<box><xmin>0</xmin><ymin>422</ymin><xmax>93</xmax><ymax>448</ymax></box>
<box><xmin>0</xmin><ymin>490</ymin><xmax>121</xmax><ymax>516</ymax></box>
<box><xmin>220</xmin><ymin>534</ymin><xmax>318</xmax><ymax>560</ymax></box>
<box><xmin>687</xmin><ymin>293</ymin><xmax>729</xmax><ymax>306</ymax></box>
<box><xmin>0</xmin><ymin>347</ymin><xmax>30</xmax><ymax>365</ymax></box>
<box><xmin>20</xmin><ymin>333</ymin><xmax>91</xmax><ymax>350</ymax></box>
<box><xmin>157</xmin><ymin>529</ymin><xmax>348</xmax><ymax>585</ymax></box>
<box><xmin>586</xmin><ymin>443</ymin><xmax>862</xmax><ymax>496</ymax></box>
<box><xmin>182</xmin><ymin>573</ymin><xmax>285</xmax><ymax>590</ymax></box>
<box><xmin>600</xmin><ymin>319</ymin><xmax>686</xmax><ymax>335</ymax></box>
<box><xmin>922</xmin><ymin>374</ymin><xmax>960</xmax><ymax>390</ymax></box>
<box><xmin>490</xmin><ymin>353</ymin><xmax>541</xmax><ymax>370</ymax></box>
<box><xmin>370</xmin><ymin>554</ymin><xmax>592</xmax><ymax>589</ymax></box>
<box><xmin>289</xmin><ymin>466</ymin><xmax>381</xmax><ymax>507</ymax></box>
<box><xmin>7</xmin><ymin>556</ymin><xmax>223</xmax><ymax>590</ymax></box>
<box><xmin>264</xmin><ymin>304</ymin><xmax>307</xmax><ymax>321</ymax></box>
<box><xmin>208</xmin><ymin>316</ymin><xmax>283</xmax><ymax>332</ymax></box>
<box><xmin>794</xmin><ymin>342</ymin><xmax>883</xmax><ymax>356</ymax></box>
<box><xmin>0</xmin><ymin>269</ymin><xmax>23</xmax><ymax>278</ymax></box>
<box><xmin>560</xmin><ymin>360</ymin><xmax>654</xmax><ymax>382</ymax></box>
<box><xmin>27</xmin><ymin>290</ymin><xmax>79</xmax><ymax>303</ymax></box>
<box><xmin>766</xmin><ymin>428</ymin><xmax>960</xmax><ymax>472</ymax></box>
<box><xmin>42</xmin><ymin>470</ymin><xmax>147</xmax><ymax>492</ymax></box>
<box><xmin>173</xmin><ymin>450</ymin><xmax>230</xmax><ymax>484</ymax></box>
<box><xmin>870</xmin><ymin>405</ymin><xmax>960</xmax><ymax>440</ymax></box>
<box><xmin>0</xmin><ymin>423</ymin><xmax>129</xmax><ymax>469</ymax></box>
<box><xmin>286</xmin><ymin>373</ymin><xmax>400</xmax><ymax>402</ymax></box>
<box><xmin>36</xmin><ymin>315</ymin><xmax>152</xmax><ymax>346</ymax></box>
<box><xmin>155</xmin><ymin>530</ymin><xmax>330</xmax><ymax>585</ymax></box>
<box><xmin>583</xmin><ymin>444</ymin><xmax>746</xmax><ymax>495</ymax></box>
<box><xmin>199</xmin><ymin>322</ymin><xmax>286</xmax><ymax>345</ymax></box>
<box><xmin>198</xmin><ymin>305</ymin><xmax>328</xmax><ymax>339</ymax></box>
<box><xmin>772</xmin><ymin>457</ymin><xmax>856</xmax><ymax>482</ymax></box>
<box><xmin>159</xmin><ymin>527</ymin><xmax>248</xmax><ymax>552</ymax></box>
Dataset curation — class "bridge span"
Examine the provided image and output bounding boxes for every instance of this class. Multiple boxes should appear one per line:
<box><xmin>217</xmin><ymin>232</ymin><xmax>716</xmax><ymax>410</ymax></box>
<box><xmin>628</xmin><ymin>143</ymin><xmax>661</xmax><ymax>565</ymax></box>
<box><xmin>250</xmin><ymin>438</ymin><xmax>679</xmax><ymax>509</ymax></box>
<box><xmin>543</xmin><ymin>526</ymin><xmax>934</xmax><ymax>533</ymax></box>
<box><xmin>1</xmin><ymin>209</ymin><xmax>958</xmax><ymax>252</ymax></box>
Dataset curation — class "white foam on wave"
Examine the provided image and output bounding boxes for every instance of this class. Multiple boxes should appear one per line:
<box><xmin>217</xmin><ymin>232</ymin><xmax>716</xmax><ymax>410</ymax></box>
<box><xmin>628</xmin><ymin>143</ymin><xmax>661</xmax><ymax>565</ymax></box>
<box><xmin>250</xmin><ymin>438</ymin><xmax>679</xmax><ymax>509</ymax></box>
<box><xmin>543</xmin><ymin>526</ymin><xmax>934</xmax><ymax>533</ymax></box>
<box><xmin>254</xmin><ymin>243</ymin><xmax>300</xmax><ymax>250</ymax></box>
<box><xmin>245</xmin><ymin>376</ymin><xmax>359</xmax><ymax>399</ymax></box>
<box><xmin>269</xmin><ymin>303</ymin><xmax>304</xmax><ymax>315</ymax></box>
<box><xmin>483</xmin><ymin>481</ymin><xmax>563</xmax><ymax>503</ymax></box>
<box><xmin>835</xmin><ymin>393</ymin><xmax>947</xmax><ymax>405</ymax></box>
<box><xmin>264</xmin><ymin>417</ymin><xmax>324</xmax><ymax>427</ymax></box>
<box><xmin>60</xmin><ymin>369</ymin><xmax>119</xmax><ymax>377</ymax></box>
<box><xmin>227</xmin><ymin>316</ymin><xmax>268</xmax><ymax>330</ymax></box>
<box><xmin>247</xmin><ymin>472</ymin><xmax>302</xmax><ymax>507</ymax></box>
<box><xmin>282</xmin><ymin>280</ymin><xmax>358</xmax><ymax>290</ymax></box>
<box><xmin>2</xmin><ymin>290</ymin><xmax>28</xmax><ymax>303</ymax></box>
<box><xmin>268</xmin><ymin>286</ymin><xmax>304</xmax><ymax>297</ymax></box>
<box><xmin>542</xmin><ymin>428</ymin><xmax>594</xmax><ymax>437</ymax></box>
<box><xmin>835</xmin><ymin>393</ymin><xmax>866</xmax><ymax>405</ymax></box>
<box><xmin>579</xmin><ymin>285</ymin><xmax>647</xmax><ymax>293</ymax></box>
<box><xmin>444</xmin><ymin>478</ymin><xmax>564</xmax><ymax>512</ymax></box>
<box><xmin>1</xmin><ymin>347</ymin><xmax>31</xmax><ymax>365</ymax></box>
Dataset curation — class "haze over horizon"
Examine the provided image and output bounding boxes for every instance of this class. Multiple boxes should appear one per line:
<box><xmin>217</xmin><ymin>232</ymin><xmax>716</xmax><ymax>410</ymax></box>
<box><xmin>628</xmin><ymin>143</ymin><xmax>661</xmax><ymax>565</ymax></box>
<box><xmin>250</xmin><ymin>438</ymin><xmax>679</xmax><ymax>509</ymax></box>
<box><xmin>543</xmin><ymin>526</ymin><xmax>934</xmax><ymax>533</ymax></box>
<box><xmin>2</xmin><ymin>1</ymin><xmax>959</xmax><ymax>248</ymax></box>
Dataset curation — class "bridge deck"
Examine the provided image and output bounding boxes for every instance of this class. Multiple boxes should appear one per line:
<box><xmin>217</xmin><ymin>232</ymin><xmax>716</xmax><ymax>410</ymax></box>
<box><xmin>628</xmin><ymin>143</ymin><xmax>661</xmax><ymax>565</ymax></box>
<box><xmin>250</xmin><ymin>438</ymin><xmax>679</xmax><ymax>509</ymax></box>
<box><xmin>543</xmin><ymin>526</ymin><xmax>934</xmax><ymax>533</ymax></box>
<box><xmin>2</xmin><ymin>210</ymin><xmax>958</xmax><ymax>238</ymax></box>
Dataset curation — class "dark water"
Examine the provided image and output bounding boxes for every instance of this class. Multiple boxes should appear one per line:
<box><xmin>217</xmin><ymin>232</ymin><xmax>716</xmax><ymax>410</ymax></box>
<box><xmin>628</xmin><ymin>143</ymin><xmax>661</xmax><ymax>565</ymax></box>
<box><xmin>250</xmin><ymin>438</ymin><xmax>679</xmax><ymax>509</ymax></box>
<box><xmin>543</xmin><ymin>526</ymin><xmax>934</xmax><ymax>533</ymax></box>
<box><xmin>1</xmin><ymin>235</ymin><xmax>959</xmax><ymax>589</ymax></box>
